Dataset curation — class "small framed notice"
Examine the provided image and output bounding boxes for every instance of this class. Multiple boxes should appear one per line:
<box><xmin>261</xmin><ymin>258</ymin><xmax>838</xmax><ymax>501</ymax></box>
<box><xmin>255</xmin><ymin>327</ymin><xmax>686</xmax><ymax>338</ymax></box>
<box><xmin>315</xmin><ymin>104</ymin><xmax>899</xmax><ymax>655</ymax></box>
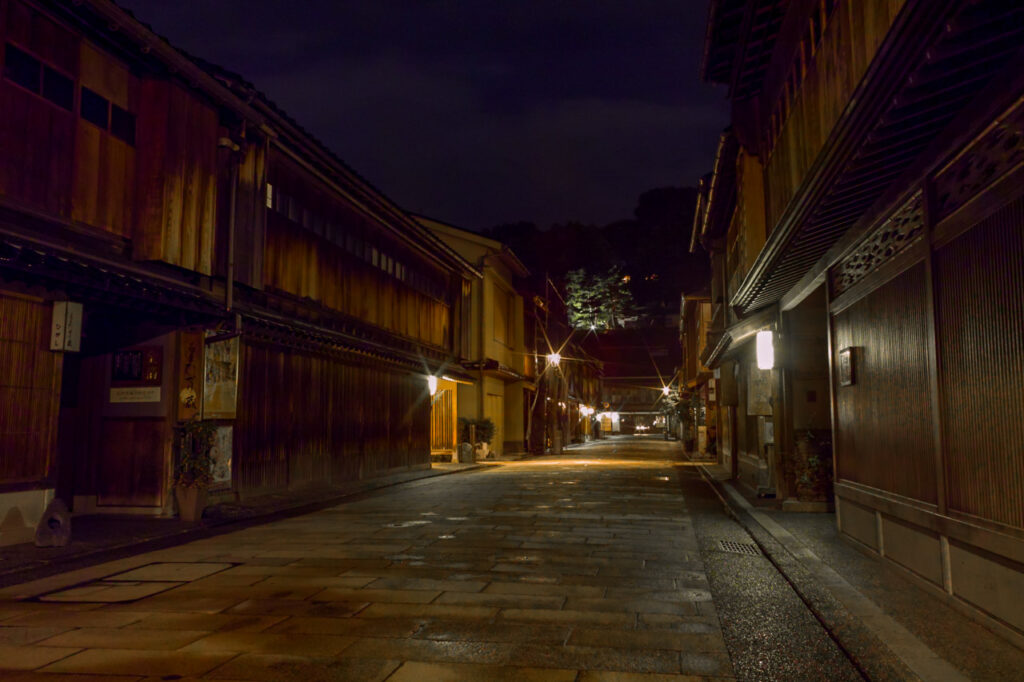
<box><xmin>838</xmin><ymin>347</ymin><xmax>855</xmax><ymax>387</ymax></box>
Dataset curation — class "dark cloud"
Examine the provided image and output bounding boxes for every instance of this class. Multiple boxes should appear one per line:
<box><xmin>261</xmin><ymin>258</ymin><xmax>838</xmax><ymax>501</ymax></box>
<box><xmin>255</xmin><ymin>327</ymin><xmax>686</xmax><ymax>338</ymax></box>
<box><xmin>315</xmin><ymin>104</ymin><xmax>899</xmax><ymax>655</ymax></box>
<box><xmin>121</xmin><ymin>0</ymin><xmax>728</xmax><ymax>229</ymax></box>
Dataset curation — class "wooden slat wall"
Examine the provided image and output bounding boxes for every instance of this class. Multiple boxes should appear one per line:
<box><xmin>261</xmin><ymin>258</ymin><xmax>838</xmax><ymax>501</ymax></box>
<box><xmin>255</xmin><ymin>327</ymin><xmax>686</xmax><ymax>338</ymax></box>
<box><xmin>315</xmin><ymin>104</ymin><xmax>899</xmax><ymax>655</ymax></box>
<box><xmin>134</xmin><ymin>79</ymin><xmax>218</xmax><ymax>275</ymax></box>
<box><xmin>934</xmin><ymin>196</ymin><xmax>1024</xmax><ymax>529</ymax></box>
<box><xmin>71</xmin><ymin>42</ymin><xmax>137</xmax><ymax>237</ymax></box>
<box><xmin>0</xmin><ymin>292</ymin><xmax>62</xmax><ymax>487</ymax></box>
<box><xmin>264</xmin><ymin>215</ymin><xmax>451</xmax><ymax>348</ymax></box>
<box><xmin>765</xmin><ymin>0</ymin><xmax>906</xmax><ymax>231</ymax></box>
<box><xmin>235</xmin><ymin>341</ymin><xmax>430</xmax><ymax>495</ymax></box>
<box><xmin>0</xmin><ymin>0</ymin><xmax>77</xmax><ymax>218</ymax></box>
<box><xmin>832</xmin><ymin>263</ymin><xmax>937</xmax><ymax>503</ymax></box>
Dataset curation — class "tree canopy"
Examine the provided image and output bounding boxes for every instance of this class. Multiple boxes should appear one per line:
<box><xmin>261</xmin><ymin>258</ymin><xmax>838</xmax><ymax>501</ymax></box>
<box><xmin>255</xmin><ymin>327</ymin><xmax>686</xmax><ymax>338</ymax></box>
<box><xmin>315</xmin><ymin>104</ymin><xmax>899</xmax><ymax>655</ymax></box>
<box><xmin>481</xmin><ymin>186</ymin><xmax>709</xmax><ymax>315</ymax></box>
<box><xmin>565</xmin><ymin>266</ymin><xmax>635</xmax><ymax>329</ymax></box>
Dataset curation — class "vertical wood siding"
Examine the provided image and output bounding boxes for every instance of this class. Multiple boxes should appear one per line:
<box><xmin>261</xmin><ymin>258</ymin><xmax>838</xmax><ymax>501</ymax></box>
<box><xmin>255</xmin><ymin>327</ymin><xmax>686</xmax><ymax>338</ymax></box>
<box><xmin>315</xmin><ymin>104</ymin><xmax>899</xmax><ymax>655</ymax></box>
<box><xmin>832</xmin><ymin>264</ymin><xmax>937</xmax><ymax>503</ymax></box>
<box><xmin>0</xmin><ymin>1</ymin><xmax>77</xmax><ymax>218</ymax></box>
<box><xmin>0</xmin><ymin>292</ymin><xmax>62</xmax><ymax>486</ymax></box>
<box><xmin>934</xmin><ymin>196</ymin><xmax>1024</xmax><ymax>529</ymax></box>
<box><xmin>235</xmin><ymin>341</ymin><xmax>430</xmax><ymax>495</ymax></box>
<box><xmin>134</xmin><ymin>79</ymin><xmax>218</xmax><ymax>275</ymax></box>
<box><xmin>766</xmin><ymin>0</ymin><xmax>906</xmax><ymax>231</ymax></box>
<box><xmin>264</xmin><ymin>208</ymin><xmax>451</xmax><ymax>349</ymax></box>
<box><xmin>430</xmin><ymin>387</ymin><xmax>455</xmax><ymax>453</ymax></box>
<box><xmin>71</xmin><ymin>42</ymin><xmax>137</xmax><ymax>237</ymax></box>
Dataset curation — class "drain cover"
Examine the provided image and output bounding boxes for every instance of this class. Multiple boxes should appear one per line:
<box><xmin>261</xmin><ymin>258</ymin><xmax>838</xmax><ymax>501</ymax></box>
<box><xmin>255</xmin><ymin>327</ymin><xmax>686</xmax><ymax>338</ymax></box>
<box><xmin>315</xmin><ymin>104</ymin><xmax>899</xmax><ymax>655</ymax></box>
<box><xmin>718</xmin><ymin>540</ymin><xmax>761</xmax><ymax>556</ymax></box>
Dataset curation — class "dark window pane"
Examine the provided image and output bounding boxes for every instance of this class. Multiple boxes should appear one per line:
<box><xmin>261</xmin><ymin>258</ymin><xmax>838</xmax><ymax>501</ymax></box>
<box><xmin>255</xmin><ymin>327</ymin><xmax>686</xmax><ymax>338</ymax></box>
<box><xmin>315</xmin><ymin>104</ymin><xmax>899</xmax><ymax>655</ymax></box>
<box><xmin>110</xmin><ymin>104</ymin><xmax>135</xmax><ymax>145</ymax></box>
<box><xmin>42</xmin><ymin>66</ymin><xmax>73</xmax><ymax>110</ymax></box>
<box><xmin>80</xmin><ymin>87</ymin><xmax>109</xmax><ymax>129</ymax></box>
<box><xmin>4</xmin><ymin>44</ymin><xmax>40</xmax><ymax>92</ymax></box>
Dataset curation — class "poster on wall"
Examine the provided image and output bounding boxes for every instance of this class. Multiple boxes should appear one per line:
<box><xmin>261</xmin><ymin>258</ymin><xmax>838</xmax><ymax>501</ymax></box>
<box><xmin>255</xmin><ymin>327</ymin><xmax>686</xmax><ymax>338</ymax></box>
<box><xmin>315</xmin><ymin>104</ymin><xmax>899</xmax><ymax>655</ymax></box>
<box><xmin>210</xmin><ymin>426</ymin><xmax>232</xmax><ymax>487</ymax></box>
<box><xmin>203</xmin><ymin>333</ymin><xmax>239</xmax><ymax>419</ymax></box>
<box><xmin>110</xmin><ymin>346</ymin><xmax>162</xmax><ymax>403</ymax></box>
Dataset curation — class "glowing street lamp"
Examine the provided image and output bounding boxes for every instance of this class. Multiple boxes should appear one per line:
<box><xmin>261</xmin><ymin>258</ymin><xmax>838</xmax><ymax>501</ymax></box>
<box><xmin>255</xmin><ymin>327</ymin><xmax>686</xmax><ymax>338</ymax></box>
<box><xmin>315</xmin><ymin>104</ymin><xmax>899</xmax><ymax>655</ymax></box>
<box><xmin>662</xmin><ymin>386</ymin><xmax>671</xmax><ymax>396</ymax></box>
<box><xmin>546</xmin><ymin>352</ymin><xmax>561</xmax><ymax>367</ymax></box>
<box><xmin>427</xmin><ymin>375</ymin><xmax>438</xmax><ymax>396</ymax></box>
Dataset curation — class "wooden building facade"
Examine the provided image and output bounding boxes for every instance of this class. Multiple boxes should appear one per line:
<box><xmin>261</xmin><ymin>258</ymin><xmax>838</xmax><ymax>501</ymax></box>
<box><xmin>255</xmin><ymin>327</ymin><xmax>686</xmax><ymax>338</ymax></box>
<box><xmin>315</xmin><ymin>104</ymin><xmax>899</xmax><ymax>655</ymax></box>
<box><xmin>698</xmin><ymin>0</ymin><xmax>1024</xmax><ymax>639</ymax></box>
<box><xmin>0</xmin><ymin>0</ymin><xmax>476</xmax><ymax>545</ymax></box>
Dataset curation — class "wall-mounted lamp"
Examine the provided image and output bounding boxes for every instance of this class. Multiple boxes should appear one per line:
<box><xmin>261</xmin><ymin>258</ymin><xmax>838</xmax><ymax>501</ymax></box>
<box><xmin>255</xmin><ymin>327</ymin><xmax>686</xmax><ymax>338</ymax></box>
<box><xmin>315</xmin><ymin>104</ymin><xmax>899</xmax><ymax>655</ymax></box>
<box><xmin>427</xmin><ymin>375</ymin><xmax>438</xmax><ymax>396</ymax></box>
<box><xmin>662</xmin><ymin>386</ymin><xmax>671</xmax><ymax>396</ymax></box>
<box><xmin>546</xmin><ymin>352</ymin><xmax>561</xmax><ymax>367</ymax></box>
<box><xmin>756</xmin><ymin>330</ymin><xmax>774</xmax><ymax>370</ymax></box>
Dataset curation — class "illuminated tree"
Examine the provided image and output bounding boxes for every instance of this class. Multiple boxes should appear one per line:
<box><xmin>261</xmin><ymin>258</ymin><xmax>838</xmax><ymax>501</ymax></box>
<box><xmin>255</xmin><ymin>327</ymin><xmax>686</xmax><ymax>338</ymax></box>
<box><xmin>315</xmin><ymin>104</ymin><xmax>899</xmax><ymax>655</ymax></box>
<box><xmin>565</xmin><ymin>266</ymin><xmax>635</xmax><ymax>329</ymax></box>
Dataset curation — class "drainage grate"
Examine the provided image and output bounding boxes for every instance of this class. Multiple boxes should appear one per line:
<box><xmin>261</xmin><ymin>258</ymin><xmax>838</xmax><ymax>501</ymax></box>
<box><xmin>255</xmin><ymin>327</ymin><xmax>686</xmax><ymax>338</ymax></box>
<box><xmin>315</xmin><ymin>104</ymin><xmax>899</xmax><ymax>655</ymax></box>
<box><xmin>718</xmin><ymin>540</ymin><xmax>761</xmax><ymax>556</ymax></box>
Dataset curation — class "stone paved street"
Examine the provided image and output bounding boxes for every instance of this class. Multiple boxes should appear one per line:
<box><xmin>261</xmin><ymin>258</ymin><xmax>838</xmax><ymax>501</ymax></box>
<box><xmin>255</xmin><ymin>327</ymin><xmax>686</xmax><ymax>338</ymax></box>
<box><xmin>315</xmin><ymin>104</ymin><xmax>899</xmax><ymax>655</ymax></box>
<box><xmin>0</xmin><ymin>438</ymin><xmax>862</xmax><ymax>681</ymax></box>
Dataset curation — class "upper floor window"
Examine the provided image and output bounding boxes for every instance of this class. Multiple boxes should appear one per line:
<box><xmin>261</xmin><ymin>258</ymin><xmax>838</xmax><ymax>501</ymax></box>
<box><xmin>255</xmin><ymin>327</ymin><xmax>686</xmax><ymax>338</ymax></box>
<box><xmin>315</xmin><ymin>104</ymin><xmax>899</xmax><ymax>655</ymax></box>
<box><xmin>3</xmin><ymin>43</ymin><xmax>73</xmax><ymax>111</ymax></box>
<box><xmin>80</xmin><ymin>86</ymin><xmax>135</xmax><ymax>145</ymax></box>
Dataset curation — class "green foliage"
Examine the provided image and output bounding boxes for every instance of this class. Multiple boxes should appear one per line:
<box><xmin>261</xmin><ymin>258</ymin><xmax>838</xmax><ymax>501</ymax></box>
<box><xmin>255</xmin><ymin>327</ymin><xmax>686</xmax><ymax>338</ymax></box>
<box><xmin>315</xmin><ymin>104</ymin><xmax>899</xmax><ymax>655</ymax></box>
<box><xmin>791</xmin><ymin>430</ymin><xmax>835</xmax><ymax>500</ymax></box>
<box><xmin>458</xmin><ymin>417</ymin><xmax>496</xmax><ymax>444</ymax></box>
<box><xmin>174</xmin><ymin>418</ymin><xmax>217</xmax><ymax>489</ymax></box>
<box><xmin>659</xmin><ymin>388</ymin><xmax>684</xmax><ymax>417</ymax></box>
<box><xmin>565</xmin><ymin>266</ymin><xmax>635</xmax><ymax>329</ymax></box>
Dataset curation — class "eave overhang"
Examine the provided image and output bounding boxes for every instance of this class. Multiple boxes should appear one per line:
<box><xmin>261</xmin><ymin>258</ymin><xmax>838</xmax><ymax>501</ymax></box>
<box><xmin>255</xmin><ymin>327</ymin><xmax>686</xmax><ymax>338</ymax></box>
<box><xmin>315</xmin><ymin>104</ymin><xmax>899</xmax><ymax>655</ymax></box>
<box><xmin>0</xmin><ymin>207</ymin><xmax>223</xmax><ymax>319</ymax></box>
<box><xmin>696</xmin><ymin>131</ymin><xmax>739</xmax><ymax>252</ymax></box>
<box><xmin>731</xmin><ymin>0</ymin><xmax>1024</xmax><ymax>316</ymax></box>
<box><xmin>701</xmin><ymin>304</ymin><xmax>777</xmax><ymax>368</ymax></box>
<box><xmin>463</xmin><ymin>358</ymin><xmax>528</xmax><ymax>382</ymax></box>
<box><xmin>242</xmin><ymin>306</ymin><xmax>474</xmax><ymax>381</ymax></box>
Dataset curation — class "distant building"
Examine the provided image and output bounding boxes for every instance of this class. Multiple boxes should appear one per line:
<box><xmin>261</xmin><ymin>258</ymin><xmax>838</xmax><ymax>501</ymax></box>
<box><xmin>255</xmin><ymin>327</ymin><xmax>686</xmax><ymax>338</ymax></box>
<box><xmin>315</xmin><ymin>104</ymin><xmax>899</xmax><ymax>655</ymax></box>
<box><xmin>679</xmin><ymin>291</ymin><xmax>714</xmax><ymax>455</ymax></box>
<box><xmin>416</xmin><ymin>216</ymin><xmax>532</xmax><ymax>459</ymax></box>
<box><xmin>583</xmin><ymin>327</ymin><xmax>678</xmax><ymax>435</ymax></box>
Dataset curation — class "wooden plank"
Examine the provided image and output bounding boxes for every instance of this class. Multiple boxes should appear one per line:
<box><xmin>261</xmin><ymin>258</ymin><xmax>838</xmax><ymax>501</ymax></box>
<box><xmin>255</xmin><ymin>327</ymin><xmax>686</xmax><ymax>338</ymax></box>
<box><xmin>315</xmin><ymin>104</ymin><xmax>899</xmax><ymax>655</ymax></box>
<box><xmin>134</xmin><ymin>78</ymin><xmax>170</xmax><ymax>260</ymax></box>
<box><xmin>71</xmin><ymin>121</ymin><xmax>100</xmax><ymax>226</ymax></box>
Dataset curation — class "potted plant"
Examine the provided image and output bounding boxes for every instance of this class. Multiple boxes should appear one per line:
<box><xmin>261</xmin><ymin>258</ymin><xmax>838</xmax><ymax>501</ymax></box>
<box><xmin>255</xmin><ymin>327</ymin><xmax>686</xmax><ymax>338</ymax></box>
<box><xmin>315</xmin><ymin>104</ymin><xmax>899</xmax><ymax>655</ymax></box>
<box><xmin>790</xmin><ymin>429</ymin><xmax>834</xmax><ymax>503</ymax></box>
<box><xmin>457</xmin><ymin>417</ymin><xmax>496</xmax><ymax>461</ymax></box>
<box><xmin>174</xmin><ymin>417</ymin><xmax>217</xmax><ymax>522</ymax></box>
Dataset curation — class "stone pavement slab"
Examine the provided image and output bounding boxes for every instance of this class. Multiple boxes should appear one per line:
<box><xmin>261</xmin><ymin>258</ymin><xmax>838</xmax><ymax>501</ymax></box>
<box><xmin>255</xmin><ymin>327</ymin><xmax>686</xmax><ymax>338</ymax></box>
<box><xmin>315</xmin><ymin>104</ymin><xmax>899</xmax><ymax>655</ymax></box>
<box><xmin>0</xmin><ymin>439</ymin><xmax>872</xmax><ymax>680</ymax></box>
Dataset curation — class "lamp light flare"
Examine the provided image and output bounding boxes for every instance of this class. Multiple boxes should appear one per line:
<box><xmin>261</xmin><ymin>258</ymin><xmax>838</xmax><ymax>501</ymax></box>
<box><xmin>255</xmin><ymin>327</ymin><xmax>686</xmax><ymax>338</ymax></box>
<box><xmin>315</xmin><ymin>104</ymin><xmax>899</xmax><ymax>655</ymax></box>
<box><xmin>662</xmin><ymin>386</ymin><xmax>670</xmax><ymax>396</ymax></box>
<box><xmin>427</xmin><ymin>375</ymin><xmax>438</xmax><ymax>396</ymax></box>
<box><xmin>546</xmin><ymin>352</ymin><xmax>561</xmax><ymax>366</ymax></box>
<box><xmin>756</xmin><ymin>330</ymin><xmax>774</xmax><ymax>370</ymax></box>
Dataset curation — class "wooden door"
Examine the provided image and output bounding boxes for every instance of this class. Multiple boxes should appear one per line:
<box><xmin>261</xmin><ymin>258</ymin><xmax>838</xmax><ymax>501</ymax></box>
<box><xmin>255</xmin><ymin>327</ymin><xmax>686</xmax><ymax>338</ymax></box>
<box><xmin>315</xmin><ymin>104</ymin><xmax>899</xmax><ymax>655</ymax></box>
<box><xmin>96</xmin><ymin>418</ymin><xmax>167</xmax><ymax>507</ymax></box>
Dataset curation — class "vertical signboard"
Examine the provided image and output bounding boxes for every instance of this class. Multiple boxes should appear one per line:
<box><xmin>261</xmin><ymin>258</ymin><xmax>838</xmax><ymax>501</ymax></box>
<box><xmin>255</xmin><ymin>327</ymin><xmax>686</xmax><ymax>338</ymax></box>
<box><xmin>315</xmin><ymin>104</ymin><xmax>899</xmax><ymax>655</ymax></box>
<box><xmin>50</xmin><ymin>301</ymin><xmax>83</xmax><ymax>352</ymax></box>
<box><xmin>177</xmin><ymin>331</ymin><xmax>204</xmax><ymax>421</ymax></box>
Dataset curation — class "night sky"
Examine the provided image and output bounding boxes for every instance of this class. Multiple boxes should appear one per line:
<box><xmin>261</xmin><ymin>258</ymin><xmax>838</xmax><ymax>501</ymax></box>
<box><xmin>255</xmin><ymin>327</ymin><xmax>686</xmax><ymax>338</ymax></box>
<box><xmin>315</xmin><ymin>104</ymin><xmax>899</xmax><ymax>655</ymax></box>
<box><xmin>120</xmin><ymin>1</ymin><xmax>729</xmax><ymax>231</ymax></box>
